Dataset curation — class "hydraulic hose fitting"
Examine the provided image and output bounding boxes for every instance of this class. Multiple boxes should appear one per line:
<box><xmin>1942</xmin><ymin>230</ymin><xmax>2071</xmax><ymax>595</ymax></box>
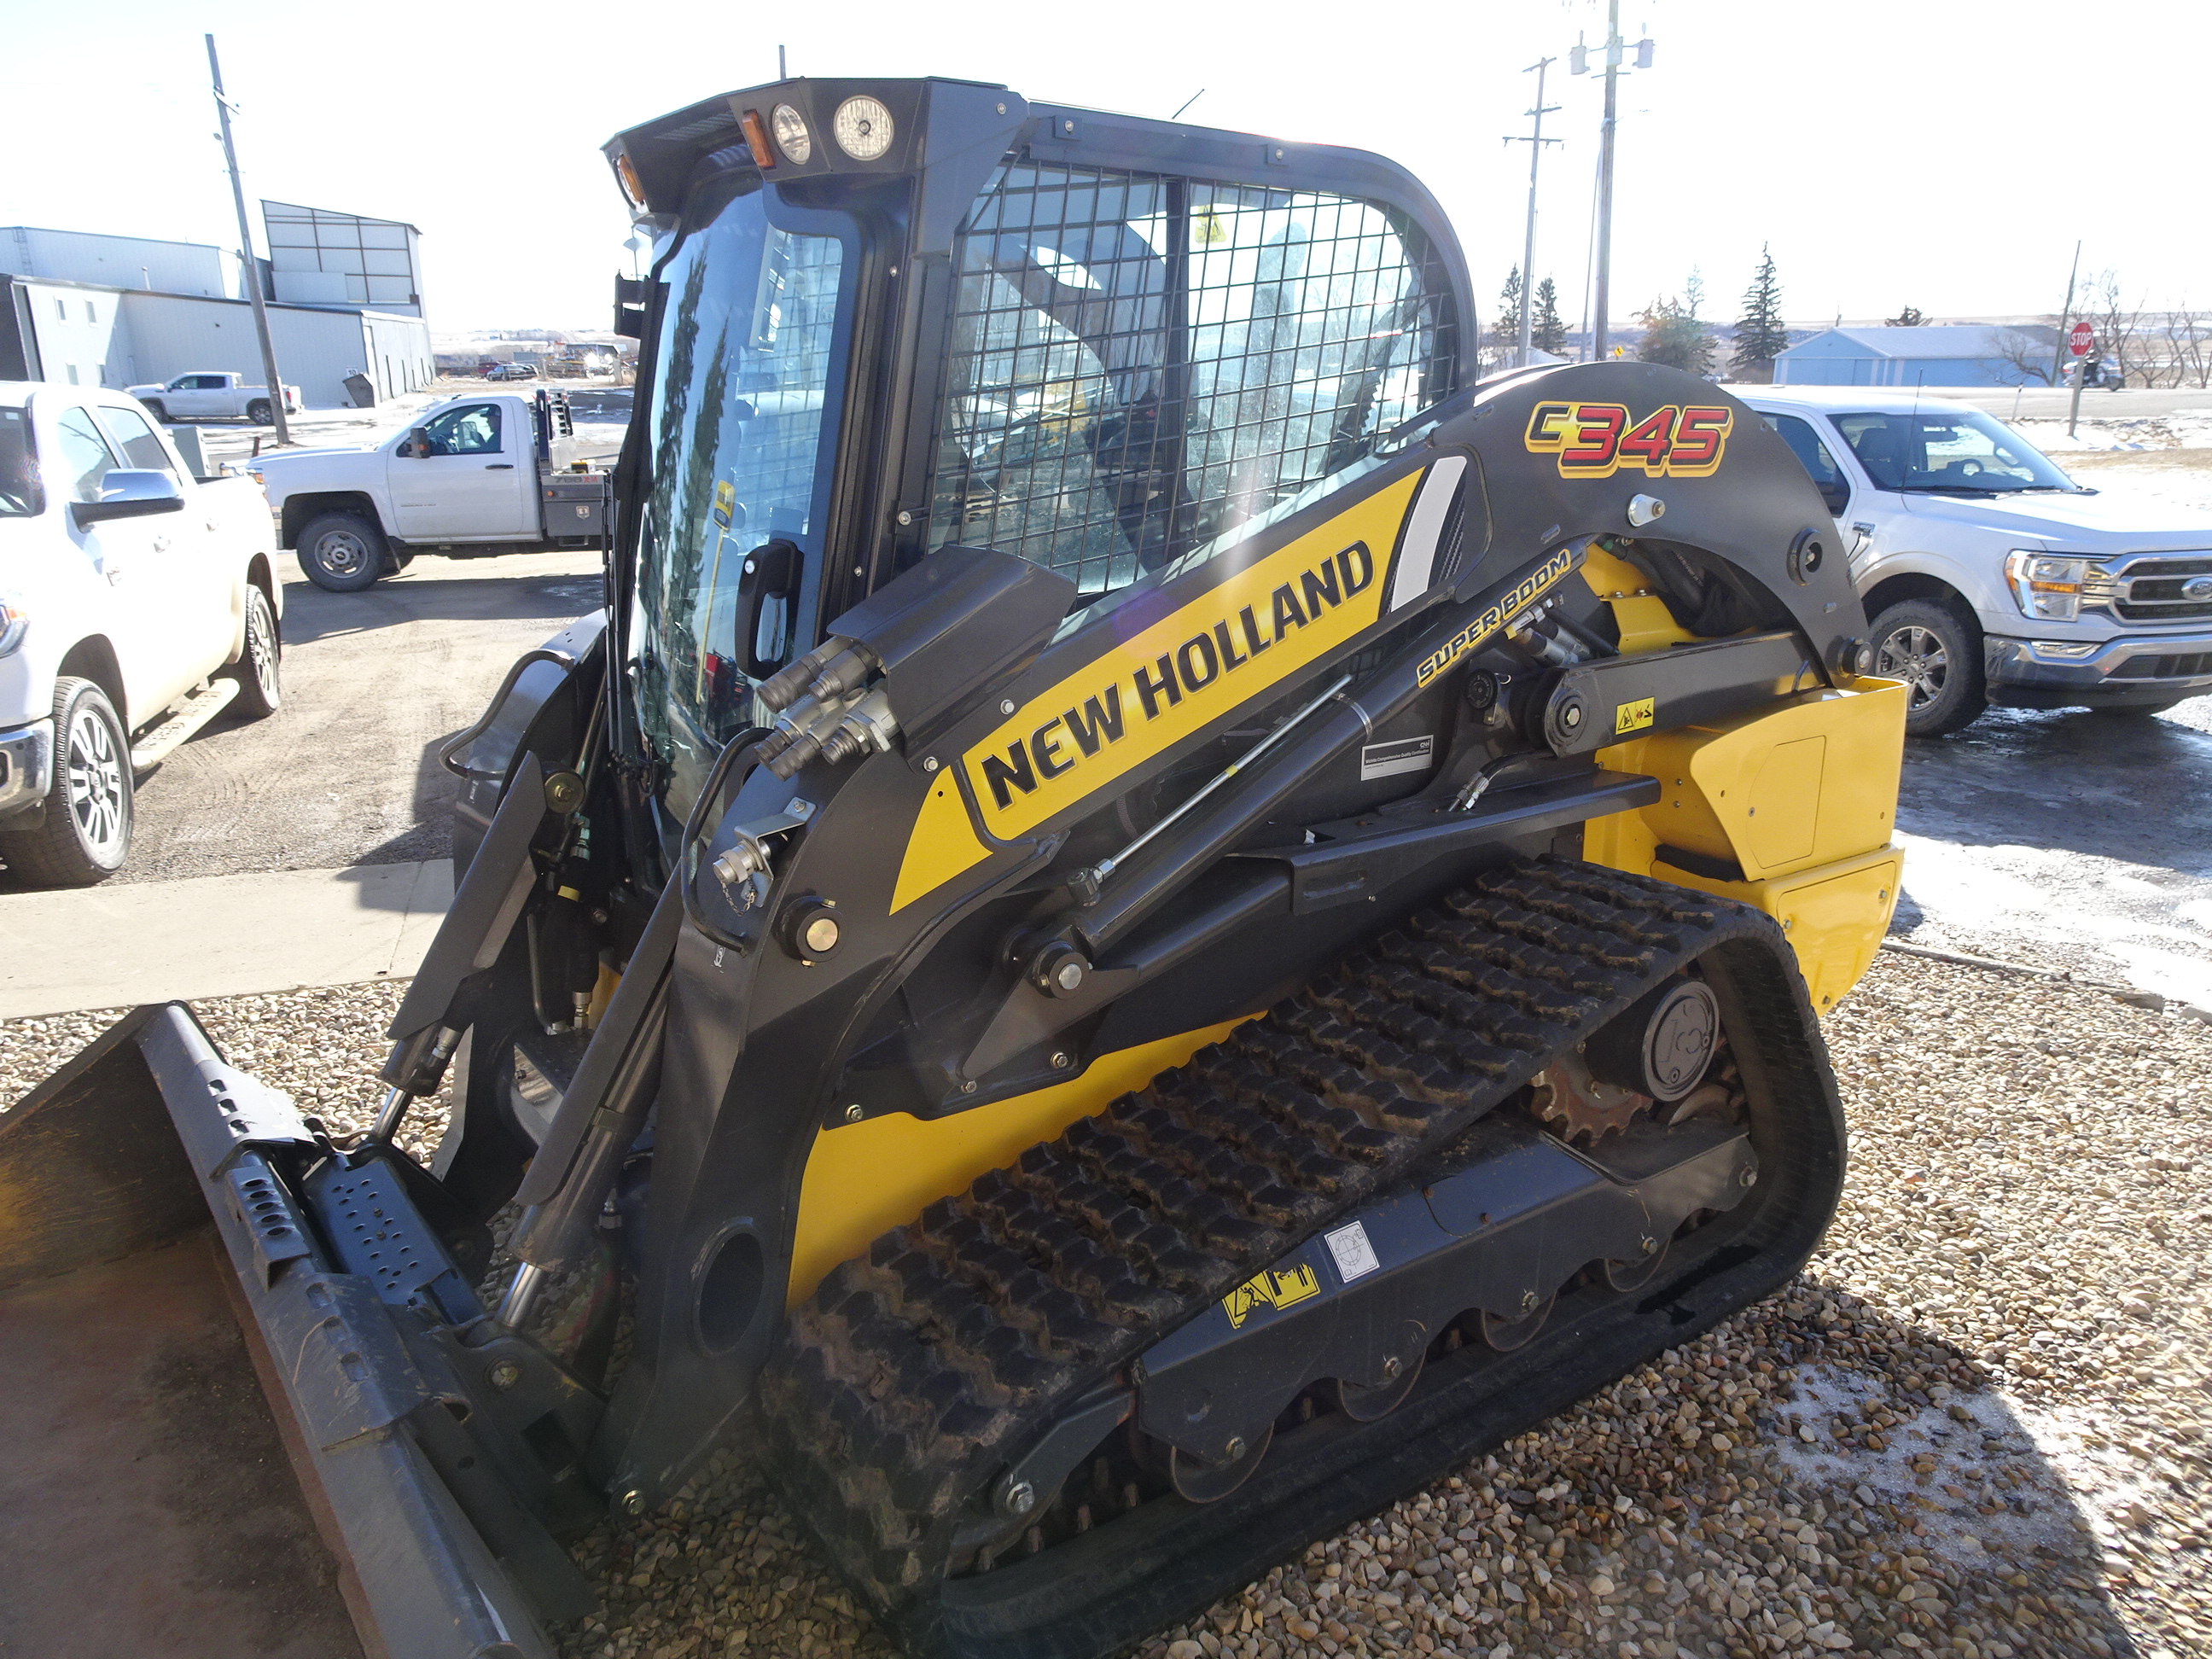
<box><xmin>756</xmin><ymin>640</ymin><xmax>844</xmax><ymax>713</ymax></box>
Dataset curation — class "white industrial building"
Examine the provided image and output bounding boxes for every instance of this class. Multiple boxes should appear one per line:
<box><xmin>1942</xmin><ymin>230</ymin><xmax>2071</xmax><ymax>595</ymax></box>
<box><xmin>1</xmin><ymin>220</ymin><xmax>434</xmax><ymax>408</ymax></box>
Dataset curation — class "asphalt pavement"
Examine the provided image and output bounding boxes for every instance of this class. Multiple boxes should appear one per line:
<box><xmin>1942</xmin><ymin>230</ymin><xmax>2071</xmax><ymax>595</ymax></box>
<box><xmin>78</xmin><ymin>548</ymin><xmax>603</xmax><ymax>886</ymax></box>
<box><xmin>1891</xmin><ymin>696</ymin><xmax>2212</xmax><ymax>1009</ymax></box>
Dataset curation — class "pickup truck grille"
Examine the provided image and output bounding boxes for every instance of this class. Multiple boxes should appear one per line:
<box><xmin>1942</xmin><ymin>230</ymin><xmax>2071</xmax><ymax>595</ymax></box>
<box><xmin>2104</xmin><ymin>555</ymin><xmax>2212</xmax><ymax>623</ymax></box>
<box><xmin>2110</xmin><ymin>651</ymin><xmax>2212</xmax><ymax>680</ymax></box>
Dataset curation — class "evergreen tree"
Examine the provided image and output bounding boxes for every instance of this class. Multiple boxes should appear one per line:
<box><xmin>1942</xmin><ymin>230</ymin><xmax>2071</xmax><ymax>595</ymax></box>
<box><xmin>1732</xmin><ymin>245</ymin><xmax>1789</xmax><ymax>380</ymax></box>
<box><xmin>1637</xmin><ymin>294</ymin><xmax>1714</xmax><ymax>375</ymax></box>
<box><xmin>1488</xmin><ymin>266</ymin><xmax>1523</xmax><ymax>353</ymax></box>
<box><xmin>1532</xmin><ymin>276</ymin><xmax>1569</xmax><ymax>354</ymax></box>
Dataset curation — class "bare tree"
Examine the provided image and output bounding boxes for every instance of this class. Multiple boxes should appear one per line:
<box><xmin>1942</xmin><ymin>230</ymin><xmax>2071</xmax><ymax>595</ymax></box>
<box><xmin>2164</xmin><ymin>308</ymin><xmax>2212</xmax><ymax>390</ymax></box>
<box><xmin>1993</xmin><ymin>329</ymin><xmax>2055</xmax><ymax>387</ymax></box>
<box><xmin>2086</xmin><ymin>270</ymin><xmax>2150</xmax><ymax>387</ymax></box>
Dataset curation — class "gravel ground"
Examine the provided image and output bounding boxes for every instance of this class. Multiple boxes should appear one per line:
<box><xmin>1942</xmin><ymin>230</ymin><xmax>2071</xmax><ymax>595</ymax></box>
<box><xmin>4</xmin><ymin>947</ymin><xmax>2207</xmax><ymax>1659</ymax></box>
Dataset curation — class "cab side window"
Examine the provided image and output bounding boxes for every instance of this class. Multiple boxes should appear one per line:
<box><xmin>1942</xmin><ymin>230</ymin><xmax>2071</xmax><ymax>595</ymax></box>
<box><xmin>1760</xmin><ymin>412</ymin><xmax>1850</xmax><ymax>516</ymax></box>
<box><xmin>55</xmin><ymin>409</ymin><xmax>120</xmax><ymax>504</ymax></box>
<box><xmin>421</xmin><ymin>404</ymin><xmax>503</xmax><ymax>457</ymax></box>
<box><xmin>96</xmin><ymin>405</ymin><xmax>176</xmax><ymax>473</ymax></box>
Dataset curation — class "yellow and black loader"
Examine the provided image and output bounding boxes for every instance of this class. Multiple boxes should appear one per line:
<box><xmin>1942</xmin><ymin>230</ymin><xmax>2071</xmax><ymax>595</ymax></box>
<box><xmin>0</xmin><ymin>77</ymin><xmax>1905</xmax><ymax>1659</ymax></box>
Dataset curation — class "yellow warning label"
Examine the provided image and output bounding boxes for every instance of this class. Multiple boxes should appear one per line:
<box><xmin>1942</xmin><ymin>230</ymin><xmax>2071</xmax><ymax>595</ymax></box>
<box><xmin>1615</xmin><ymin>696</ymin><xmax>1656</xmax><ymax>736</ymax></box>
<box><xmin>1222</xmin><ymin>1264</ymin><xmax>1322</xmax><ymax>1329</ymax></box>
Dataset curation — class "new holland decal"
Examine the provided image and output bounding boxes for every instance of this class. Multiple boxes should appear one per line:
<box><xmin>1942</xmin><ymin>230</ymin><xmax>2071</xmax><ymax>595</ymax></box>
<box><xmin>1222</xmin><ymin>1263</ymin><xmax>1322</xmax><ymax>1329</ymax></box>
<box><xmin>1413</xmin><ymin>547</ymin><xmax>1577</xmax><ymax>688</ymax></box>
<box><xmin>952</xmin><ymin>470</ymin><xmax>1423</xmax><ymax>843</ymax></box>
<box><xmin>1523</xmin><ymin>400</ymin><xmax>1733</xmax><ymax>479</ymax></box>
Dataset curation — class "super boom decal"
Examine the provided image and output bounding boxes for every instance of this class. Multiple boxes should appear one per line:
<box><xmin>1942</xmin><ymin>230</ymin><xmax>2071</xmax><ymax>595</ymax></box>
<box><xmin>1524</xmin><ymin>400</ymin><xmax>1733</xmax><ymax>479</ymax></box>
<box><xmin>1413</xmin><ymin>547</ymin><xmax>1577</xmax><ymax>687</ymax></box>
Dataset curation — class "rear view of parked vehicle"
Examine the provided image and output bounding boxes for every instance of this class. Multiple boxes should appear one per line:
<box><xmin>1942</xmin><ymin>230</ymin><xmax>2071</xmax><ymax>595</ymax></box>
<box><xmin>0</xmin><ymin>383</ymin><xmax>283</xmax><ymax>884</ymax></box>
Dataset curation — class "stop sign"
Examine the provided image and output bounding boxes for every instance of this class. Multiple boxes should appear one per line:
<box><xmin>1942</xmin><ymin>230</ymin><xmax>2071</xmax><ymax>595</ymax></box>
<box><xmin>2069</xmin><ymin>321</ymin><xmax>2095</xmax><ymax>357</ymax></box>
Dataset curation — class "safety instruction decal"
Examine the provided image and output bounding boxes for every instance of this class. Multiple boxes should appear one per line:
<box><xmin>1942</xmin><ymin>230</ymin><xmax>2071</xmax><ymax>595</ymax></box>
<box><xmin>1614</xmin><ymin>696</ymin><xmax>1656</xmax><ymax>736</ymax></box>
<box><xmin>1324</xmin><ymin>1221</ymin><xmax>1381</xmax><ymax>1284</ymax></box>
<box><xmin>1222</xmin><ymin>1263</ymin><xmax>1322</xmax><ymax>1329</ymax></box>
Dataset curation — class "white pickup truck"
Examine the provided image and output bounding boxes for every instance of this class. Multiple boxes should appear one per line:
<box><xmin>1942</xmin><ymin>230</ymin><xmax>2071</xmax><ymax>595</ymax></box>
<box><xmin>126</xmin><ymin>370</ymin><xmax>302</xmax><ymax>427</ymax></box>
<box><xmin>0</xmin><ymin>382</ymin><xmax>283</xmax><ymax>885</ymax></box>
<box><xmin>1742</xmin><ymin>385</ymin><xmax>2212</xmax><ymax>736</ymax></box>
<box><xmin>250</xmin><ymin>388</ymin><xmax>610</xmax><ymax>591</ymax></box>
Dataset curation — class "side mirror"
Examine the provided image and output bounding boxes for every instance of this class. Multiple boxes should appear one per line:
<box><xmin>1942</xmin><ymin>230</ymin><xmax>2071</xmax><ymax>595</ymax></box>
<box><xmin>70</xmin><ymin>469</ymin><xmax>186</xmax><ymax>528</ymax></box>
<box><xmin>398</xmin><ymin>428</ymin><xmax>434</xmax><ymax>458</ymax></box>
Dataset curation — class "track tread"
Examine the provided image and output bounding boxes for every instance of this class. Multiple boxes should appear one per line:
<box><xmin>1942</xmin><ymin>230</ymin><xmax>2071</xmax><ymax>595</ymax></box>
<box><xmin>758</xmin><ymin>857</ymin><xmax>1781</xmax><ymax>1631</ymax></box>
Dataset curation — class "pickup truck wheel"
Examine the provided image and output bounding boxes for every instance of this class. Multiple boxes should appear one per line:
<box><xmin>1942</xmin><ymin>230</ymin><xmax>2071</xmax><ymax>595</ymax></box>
<box><xmin>247</xmin><ymin>398</ymin><xmax>274</xmax><ymax>425</ymax></box>
<box><xmin>297</xmin><ymin>512</ymin><xmax>387</xmax><ymax>591</ymax></box>
<box><xmin>141</xmin><ymin>399</ymin><xmax>167</xmax><ymax>422</ymax></box>
<box><xmin>1871</xmin><ymin>597</ymin><xmax>1988</xmax><ymax>738</ymax></box>
<box><xmin>226</xmin><ymin>585</ymin><xmax>282</xmax><ymax>718</ymax></box>
<box><xmin>0</xmin><ymin>678</ymin><xmax>132</xmax><ymax>887</ymax></box>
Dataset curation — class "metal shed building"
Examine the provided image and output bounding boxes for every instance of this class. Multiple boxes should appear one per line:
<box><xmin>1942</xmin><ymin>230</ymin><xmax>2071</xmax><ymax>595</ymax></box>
<box><xmin>1773</xmin><ymin>324</ymin><xmax>2059</xmax><ymax>388</ymax></box>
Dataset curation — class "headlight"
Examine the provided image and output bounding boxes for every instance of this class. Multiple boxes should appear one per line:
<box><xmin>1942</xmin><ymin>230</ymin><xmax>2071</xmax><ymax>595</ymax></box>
<box><xmin>832</xmin><ymin>95</ymin><xmax>894</xmax><ymax>160</ymax></box>
<box><xmin>771</xmin><ymin>104</ymin><xmax>812</xmax><ymax>165</ymax></box>
<box><xmin>0</xmin><ymin>592</ymin><xmax>28</xmax><ymax>657</ymax></box>
<box><xmin>2004</xmin><ymin>550</ymin><xmax>2089</xmax><ymax>622</ymax></box>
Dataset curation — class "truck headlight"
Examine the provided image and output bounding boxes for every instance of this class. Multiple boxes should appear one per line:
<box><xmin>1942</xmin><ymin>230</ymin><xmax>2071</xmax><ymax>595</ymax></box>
<box><xmin>0</xmin><ymin>592</ymin><xmax>27</xmax><ymax>657</ymax></box>
<box><xmin>2005</xmin><ymin>550</ymin><xmax>2088</xmax><ymax>622</ymax></box>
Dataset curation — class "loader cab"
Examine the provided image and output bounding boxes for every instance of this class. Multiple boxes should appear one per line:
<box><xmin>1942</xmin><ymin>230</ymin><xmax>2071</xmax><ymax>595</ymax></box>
<box><xmin>608</xmin><ymin>79</ymin><xmax>1469</xmax><ymax>827</ymax></box>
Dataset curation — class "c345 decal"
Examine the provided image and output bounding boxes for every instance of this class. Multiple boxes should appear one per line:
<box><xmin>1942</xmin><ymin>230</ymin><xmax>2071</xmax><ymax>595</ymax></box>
<box><xmin>1524</xmin><ymin>400</ymin><xmax>1733</xmax><ymax>479</ymax></box>
<box><xmin>1222</xmin><ymin>1262</ymin><xmax>1322</xmax><ymax>1329</ymax></box>
<box><xmin>1413</xmin><ymin>546</ymin><xmax>1577</xmax><ymax>688</ymax></box>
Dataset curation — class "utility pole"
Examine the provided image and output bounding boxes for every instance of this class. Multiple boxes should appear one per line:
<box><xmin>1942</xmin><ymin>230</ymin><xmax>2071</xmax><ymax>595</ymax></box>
<box><xmin>1573</xmin><ymin>3</ymin><xmax>1653</xmax><ymax>361</ymax></box>
<box><xmin>1504</xmin><ymin>58</ymin><xmax>1561</xmax><ymax>370</ymax></box>
<box><xmin>2050</xmin><ymin>239</ymin><xmax>2081</xmax><ymax>391</ymax></box>
<box><xmin>206</xmin><ymin>36</ymin><xmax>288</xmax><ymax>446</ymax></box>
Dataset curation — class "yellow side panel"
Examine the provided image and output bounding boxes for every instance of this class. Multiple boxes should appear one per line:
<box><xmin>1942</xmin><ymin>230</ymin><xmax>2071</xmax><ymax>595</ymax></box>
<box><xmin>786</xmin><ymin>1021</ymin><xmax>1243</xmax><ymax>1307</ymax></box>
<box><xmin>890</xmin><ymin>766</ymin><xmax>993</xmax><ymax>914</ymax></box>
<box><xmin>1651</xmin><ymin>846</ymin><xmax>1903</xmax><ymax>1013</ymax></box>
<box><xmin>1585</xmin><ymin>678</ymin><xmax>1907</xmax><ymax>1004</ymax></box>
<box><xmin>1743</xmin><ymin>736</ymin><xmax>1825</xmax><ymax>867</ymax></box>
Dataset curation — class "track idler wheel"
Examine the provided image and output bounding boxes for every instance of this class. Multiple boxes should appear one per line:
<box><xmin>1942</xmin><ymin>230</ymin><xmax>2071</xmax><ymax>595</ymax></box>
<box><xmin>1479</xmin><ymin>1290</ymin><xmax>1557</xmax><ymax>1352</ymax></box>
<box><xmin>1169</xmin><ymin>1425</ymin><xmax>1273</xmax><ymax>1504</ymax></box>
<box><xmin>1332</xmin><ymin>1351</ymin><xmax>1425</xmax><ymax>1422</ymax></box>
<box><xmin>1604</xmin><ymin>1234</ymin><xmax>1672</xmax><ymax>1293</ymax></box>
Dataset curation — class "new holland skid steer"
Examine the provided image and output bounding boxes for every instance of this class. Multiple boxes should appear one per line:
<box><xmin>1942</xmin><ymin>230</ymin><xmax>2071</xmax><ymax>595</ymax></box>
<box><xmin>0</xmin><ymin>78</ymin><xmax>1906</xmax><ymax>1659</ymax></box>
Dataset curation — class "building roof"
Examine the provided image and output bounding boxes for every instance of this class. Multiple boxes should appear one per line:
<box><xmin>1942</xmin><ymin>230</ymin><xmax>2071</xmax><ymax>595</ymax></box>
<box><xmin>1778</xmin><ymin>324</ymin><xmax>2057</xmax><ymax>360</ymax></box>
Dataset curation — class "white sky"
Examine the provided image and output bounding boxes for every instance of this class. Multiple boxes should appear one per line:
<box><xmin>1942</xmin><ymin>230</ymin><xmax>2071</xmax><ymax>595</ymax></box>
<box><xmin>4</xmin><ymin>0</ymin><xmax>2203</xmax><ymax>335</ymax></box>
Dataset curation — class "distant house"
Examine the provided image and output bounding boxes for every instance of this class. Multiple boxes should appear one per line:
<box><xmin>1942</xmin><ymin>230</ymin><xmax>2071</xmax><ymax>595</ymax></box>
<box><xmin>1773</xmin><ymin>324</ymin><xmax>2058</xmax><ymax>388</ymax></box>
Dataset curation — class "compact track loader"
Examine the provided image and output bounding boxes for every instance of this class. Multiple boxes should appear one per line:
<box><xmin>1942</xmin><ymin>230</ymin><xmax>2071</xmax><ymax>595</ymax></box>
<box><xmin>0</xmin><ymin>79</ymin><xmax>1906</xmax><ymax>1659</ymax></box>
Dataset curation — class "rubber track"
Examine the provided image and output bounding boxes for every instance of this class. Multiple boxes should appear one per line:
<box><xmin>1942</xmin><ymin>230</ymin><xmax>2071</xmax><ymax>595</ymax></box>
<box><xmin>757</xmin><ymin>859</ymin><xmax>1755</xmax><ymax>1620</ymax></box>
